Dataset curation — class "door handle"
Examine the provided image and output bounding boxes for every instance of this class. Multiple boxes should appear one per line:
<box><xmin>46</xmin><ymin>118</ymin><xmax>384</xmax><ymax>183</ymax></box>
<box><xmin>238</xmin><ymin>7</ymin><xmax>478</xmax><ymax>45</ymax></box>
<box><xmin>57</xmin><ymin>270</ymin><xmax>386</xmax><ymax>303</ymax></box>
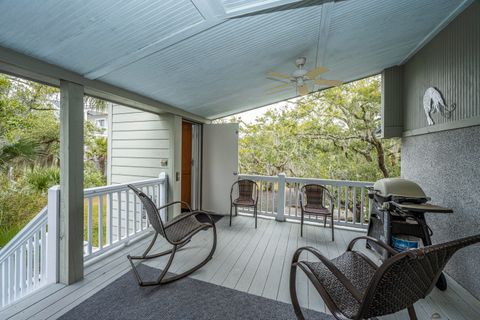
<box><xmin>233</xmin><ymin>171</ymin><xmax>238</xmax><ymax>176</ymax></box>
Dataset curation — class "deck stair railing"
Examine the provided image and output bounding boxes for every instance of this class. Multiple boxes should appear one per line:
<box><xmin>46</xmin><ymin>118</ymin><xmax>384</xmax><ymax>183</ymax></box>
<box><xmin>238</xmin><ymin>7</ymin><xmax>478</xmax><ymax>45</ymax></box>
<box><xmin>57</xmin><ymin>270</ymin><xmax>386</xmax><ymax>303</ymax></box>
<box><xmin>0</xmin><ymin>174</ymin><xmax>167</xmax><ymax>309</ymax></box>
<box><xmin>238</xmin><ymin>174</ymin><xmax>374</xmax><ymax>229</ymax></box>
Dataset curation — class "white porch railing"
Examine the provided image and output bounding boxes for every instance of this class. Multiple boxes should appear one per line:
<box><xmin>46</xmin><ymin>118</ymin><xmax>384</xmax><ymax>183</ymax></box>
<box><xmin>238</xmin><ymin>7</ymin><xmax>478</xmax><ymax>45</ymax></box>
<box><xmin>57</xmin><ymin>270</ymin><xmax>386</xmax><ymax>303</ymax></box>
<box><xmin>238</xmin><ymin>174</ymin><xmax>374</xmax><ymax>229</ymax></box>
<box><xmin>0</xmin><ymin>208</ymin><xmax>48</xmax><ymax>308</ymax></box>
<box><xmin>0</xmin><ymin>174</ymin><xmax>167</xmax><ymax>309</ymax></box>
<box><xmin>82</xmin><ymin>175</ymin><xmax>167</xmax><ymax>263</ymax></box>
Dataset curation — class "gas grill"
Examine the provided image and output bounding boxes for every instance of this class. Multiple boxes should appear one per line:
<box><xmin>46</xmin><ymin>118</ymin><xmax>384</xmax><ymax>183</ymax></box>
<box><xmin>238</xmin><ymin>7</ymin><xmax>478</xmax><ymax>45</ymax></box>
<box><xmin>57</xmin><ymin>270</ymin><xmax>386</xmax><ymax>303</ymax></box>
<box><xmin>366</xmin><ymin>178</ymin><xmax>452</xmax><ymax>290</ymax></box>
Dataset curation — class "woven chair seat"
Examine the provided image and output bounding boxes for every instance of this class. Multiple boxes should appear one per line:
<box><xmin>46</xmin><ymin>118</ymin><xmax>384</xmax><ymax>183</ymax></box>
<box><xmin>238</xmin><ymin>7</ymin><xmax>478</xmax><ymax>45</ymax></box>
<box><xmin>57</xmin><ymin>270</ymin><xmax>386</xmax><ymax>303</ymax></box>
<box><xmin>233</xmin><ymin>198</ymin><xmax>255</xmax><ymax>206</ymax></box>
<box><xmin>304</xmin><ymin>204</ymin><xmax>331</xmax><ymax>215</ymax></box>
<box><xmin>303</xmin><ymin>251</ymin><xmax>377</xmax><ymax>318</ymax></box>
<box><xmin>164</xmin><ymin>213</ymin><xmax>206</xmax><ymax>242</ymax></box>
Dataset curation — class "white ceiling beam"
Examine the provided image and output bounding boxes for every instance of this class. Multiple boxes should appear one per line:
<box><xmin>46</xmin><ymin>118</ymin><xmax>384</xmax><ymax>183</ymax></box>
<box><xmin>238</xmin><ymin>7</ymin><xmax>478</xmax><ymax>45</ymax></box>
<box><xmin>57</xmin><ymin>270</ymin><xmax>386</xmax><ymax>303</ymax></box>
<box><xmin>314</xmin><ymin>2</ymin><xmax>332</xmax><ymax>68</ymax></box>
<box><xmin>0</xmin><ymin>45</ymin><xmax>209</xmax><ymax>123</ymax></box>
<box><xmin>191</xmin><ymin>0</ymin><xmax>226</xmax><ymax>20</ymax></box>
<box><xmin>223</xmin><ymin>0</ymin><xmax>304</xmax><ymax>18</ymax></box>
<box><xmin>400</xmin><ymin>0</ymin><xmax>473</xmax><ymax>65</ymax></box>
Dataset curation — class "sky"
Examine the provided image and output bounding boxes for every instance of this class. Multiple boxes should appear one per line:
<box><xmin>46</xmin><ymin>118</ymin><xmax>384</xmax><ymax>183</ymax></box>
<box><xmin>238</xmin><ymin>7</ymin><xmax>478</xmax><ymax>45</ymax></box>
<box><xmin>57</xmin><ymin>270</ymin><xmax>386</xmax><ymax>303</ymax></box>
<box><xmin>223</xmin><ymin>98</ymin><xmax>299</xmax><ymax>124</ymax></box>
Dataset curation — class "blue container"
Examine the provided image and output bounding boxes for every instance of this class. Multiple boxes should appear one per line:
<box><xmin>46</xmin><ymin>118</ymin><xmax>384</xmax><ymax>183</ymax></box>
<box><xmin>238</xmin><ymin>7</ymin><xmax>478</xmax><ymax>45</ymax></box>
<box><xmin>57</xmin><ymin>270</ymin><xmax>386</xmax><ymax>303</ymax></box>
<box><xmin>391</xmin><ymin>235</ymin><xmax>420</xmax><ymax>252</ymax></box>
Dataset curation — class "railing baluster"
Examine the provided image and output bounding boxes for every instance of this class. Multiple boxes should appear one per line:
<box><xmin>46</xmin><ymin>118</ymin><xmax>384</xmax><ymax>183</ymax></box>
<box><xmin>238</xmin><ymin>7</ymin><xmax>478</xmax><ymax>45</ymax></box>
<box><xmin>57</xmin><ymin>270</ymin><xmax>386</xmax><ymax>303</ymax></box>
<box><xmin>27</xmin><ymin>238</ymin><xmax>32</xmax><ymax>290</ymax></box>
<box><xmin>125</xmin><ymin>190</ymin><xmax>130</xmax><ymax>238</ymax></box>
<box><xmin>360</xmin><ymin>187</ymin><xmax>365</xmax><ymax>225</ymax></box>
<box><xmin>108</xmin><ymin>193</ymin><xmax>113</xmax><ymax>246</ymax></box>
<box><xmin>98</xmin><ymin>195</ymin><xmax>103</xmax><ymax>250</ymax></box>
<box><xmin>1</xmin><ymin>261</ymin><xmax>5</xmax><ymax>307</ymax></box>
<box><xmin>8</xmin><ymin>256</ymin><xmax>13</xmax><ymax>304</ymax></box>
<box><xmin>87</xmin><ymin>197</ymin><xmax>93</xmax><ymax>256</ymax></box>
<box><xmin>41</xmin><ymin>225</ymin><xmax>46</xmax><ymax>285</ymax></box>
<box><xmin>140</xmin><ymin>187</ymin><xmax>144</xmax><ymax>231</ymax></box>
<box><xmin>259</xmin><ymin>180</ymin><xmax>263</xmax><ymax>213</ymax></box>
<box><xmin>19</xmin><ymin>243</ymin><xmax>26</xmax><ymax>298</ymax></box>
<box><xmin>352</xmin><ymin>187</ymin><xmax>357</xmax><ymax>224</ymax></box>
<box><xmin>33</xmin><ymin>232</ymin><xmax>39</xmax><ymax>289</ymax></box>
<box><xmin>344</xmin><ymin>187</ymin><xmax>349</xmax><ymax>223</ymax></box>
<box><xmin>294</xmin><ymin>183</ymin><xmax>299</xmax><ymax>217</ymax></box>
<box><xmin>133</xmin><ymin>193</ymin><xmax>137</xmax><ymax>233</ymax></box>
<box><xmin>14</xmin><ymin>248</ymin><xmax>20</xmax><ymax>299</ymax></box>
<box><xmin>117</xmin><ymin>191</ymin><xmax>122</xmax><ymax>241</ymax></box>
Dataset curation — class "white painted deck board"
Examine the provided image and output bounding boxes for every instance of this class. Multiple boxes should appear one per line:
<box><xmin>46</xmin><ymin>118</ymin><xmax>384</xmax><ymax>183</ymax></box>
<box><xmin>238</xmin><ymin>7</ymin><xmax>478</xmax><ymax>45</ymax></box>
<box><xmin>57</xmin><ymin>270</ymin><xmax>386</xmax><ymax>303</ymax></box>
<box><xmin>1</xmin><ymin>216</ymin><xmax>479</xmax><ymax>320</ymax></box>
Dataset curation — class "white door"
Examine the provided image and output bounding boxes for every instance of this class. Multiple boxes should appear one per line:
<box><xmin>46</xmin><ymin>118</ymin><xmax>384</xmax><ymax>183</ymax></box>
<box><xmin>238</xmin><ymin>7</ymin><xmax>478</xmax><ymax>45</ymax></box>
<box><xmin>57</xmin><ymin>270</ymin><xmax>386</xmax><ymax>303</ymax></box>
<box><xmin>202</xmin><ymin>123</ymin><xmax>239</xmax><ymax>215</ymax></box>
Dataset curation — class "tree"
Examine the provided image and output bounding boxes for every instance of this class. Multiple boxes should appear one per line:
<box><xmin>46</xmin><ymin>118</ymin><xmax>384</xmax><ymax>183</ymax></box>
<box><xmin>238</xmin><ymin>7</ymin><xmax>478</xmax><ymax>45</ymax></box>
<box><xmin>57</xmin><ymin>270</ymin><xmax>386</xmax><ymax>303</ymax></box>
<box><xmin>231</xmin><ymin>76</ymin><xmax>400</xmax><ymax>181</ymax></box>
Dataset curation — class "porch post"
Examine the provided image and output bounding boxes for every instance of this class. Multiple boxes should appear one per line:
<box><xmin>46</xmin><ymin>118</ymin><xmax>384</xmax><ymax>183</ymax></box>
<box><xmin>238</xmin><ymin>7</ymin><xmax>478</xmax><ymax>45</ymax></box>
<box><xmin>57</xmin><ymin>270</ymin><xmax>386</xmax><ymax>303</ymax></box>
<box><xmin>59</xmin><ymin>80</ymin><xmax>84</xmax><ymax>284</ymax></box>
<box><xmin>46</xmin><ymin>186</ymin><xmax>60</xmax><ymax>283</ymax></box>
<box><xmin>276</xmin><ymin>173</ymin><xmax>286</xmax><ymax>222</ymax></box>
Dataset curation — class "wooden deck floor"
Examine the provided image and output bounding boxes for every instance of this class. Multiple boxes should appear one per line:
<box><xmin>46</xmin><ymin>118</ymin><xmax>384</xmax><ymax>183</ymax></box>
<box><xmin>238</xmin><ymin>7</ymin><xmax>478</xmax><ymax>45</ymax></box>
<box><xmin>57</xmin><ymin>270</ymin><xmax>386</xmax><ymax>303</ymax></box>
<box><xmin>1</xmin><ymin>215</ymin><xmax>480</xmax><ymax>319</ymax></box>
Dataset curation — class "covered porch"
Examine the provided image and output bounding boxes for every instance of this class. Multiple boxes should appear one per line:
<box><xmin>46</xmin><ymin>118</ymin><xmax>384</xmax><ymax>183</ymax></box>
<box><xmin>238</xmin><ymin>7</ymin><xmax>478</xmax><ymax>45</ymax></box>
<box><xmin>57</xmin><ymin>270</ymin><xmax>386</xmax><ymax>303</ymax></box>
<box><xmin>1</xmin><ymin>215</ymin><xmax>479</xmax><ymax>319</ymax></box>
<box><xmin>1</xmin><ymin>0</ymin><xmax>480</xmax><ymax>319</ymax></box>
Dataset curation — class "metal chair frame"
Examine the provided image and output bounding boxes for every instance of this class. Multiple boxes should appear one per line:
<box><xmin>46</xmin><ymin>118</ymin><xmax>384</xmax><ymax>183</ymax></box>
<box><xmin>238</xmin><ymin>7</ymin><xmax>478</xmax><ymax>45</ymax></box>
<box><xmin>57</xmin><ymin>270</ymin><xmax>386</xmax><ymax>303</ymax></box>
<box><xmin>300</xmin><ymin>184</ymin><xmax>335</xmax><ymax>241</ymax></box>
<box><xmin>127</xmin><ymin>185</ymin><xmax>217</xmax><ymax>286</ymax></box>
<box><xmin>290</xmin><ymin>234</ymin><xmax>480</xmax><ymax>320</ymax></box>
<box><xmin>229</xmin><ymin>179</ymin><xmax>259</xmax><ymax>228</ymax></box>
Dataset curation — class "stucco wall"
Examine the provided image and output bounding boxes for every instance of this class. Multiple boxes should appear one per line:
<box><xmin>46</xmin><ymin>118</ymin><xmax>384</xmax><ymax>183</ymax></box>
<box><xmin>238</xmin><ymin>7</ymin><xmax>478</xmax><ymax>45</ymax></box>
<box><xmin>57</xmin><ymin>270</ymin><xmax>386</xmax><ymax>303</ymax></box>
<box><xmin>399</xmin><ymin>2</ymin><xmax>480</xmax><ymax>299</ymax></box>
<box><xmin>402</xmin><ymin>126</ymin><xmax>480</xmax><ymax>298</ymax></box>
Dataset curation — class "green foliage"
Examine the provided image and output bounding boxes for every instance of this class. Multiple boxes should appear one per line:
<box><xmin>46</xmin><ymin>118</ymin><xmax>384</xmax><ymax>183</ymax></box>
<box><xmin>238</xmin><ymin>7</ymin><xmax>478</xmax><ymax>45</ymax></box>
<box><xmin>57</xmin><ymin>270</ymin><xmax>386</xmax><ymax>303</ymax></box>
<box><xmin>0</xmin><ymin>175</ymin><xmax>47</xmax><ymax>247</ymax></box>
<box><xmin>25</xmin><ymin>166</ymin><xmax>60</xmax><ymax>193</ymax></box>
<box><xmin>0</xmin><ymin>75</ymin><xmax>108</xmax><ymax>247</ymax></box>
<box><xmin>84</xmin><ymin>162</ymin><xmax>106</xmax><ymax>188</ymax></box>
<box><xmin>229</xmin><ymin>76</ymin><xmax>400</xmax><ymax>181</ymax></box>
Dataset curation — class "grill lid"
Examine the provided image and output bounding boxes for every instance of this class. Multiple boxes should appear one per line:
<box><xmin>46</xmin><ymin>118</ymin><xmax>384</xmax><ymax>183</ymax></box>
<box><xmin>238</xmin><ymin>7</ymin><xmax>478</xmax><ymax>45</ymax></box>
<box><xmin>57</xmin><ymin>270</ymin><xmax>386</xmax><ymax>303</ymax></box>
<box><xmin>373</xmin><ymin>178</ymin><xmax>427</xmax><ymax>199</ymax></box>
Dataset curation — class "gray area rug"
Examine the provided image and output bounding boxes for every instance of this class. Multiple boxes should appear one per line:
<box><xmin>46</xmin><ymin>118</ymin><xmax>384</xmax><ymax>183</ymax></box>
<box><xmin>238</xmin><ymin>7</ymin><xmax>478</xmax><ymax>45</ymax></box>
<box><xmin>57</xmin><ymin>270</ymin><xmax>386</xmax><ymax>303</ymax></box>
<box><xmin>60</xmin><ymin>264</ymin><xmax>333</xmax><ymax>320</ymax></box>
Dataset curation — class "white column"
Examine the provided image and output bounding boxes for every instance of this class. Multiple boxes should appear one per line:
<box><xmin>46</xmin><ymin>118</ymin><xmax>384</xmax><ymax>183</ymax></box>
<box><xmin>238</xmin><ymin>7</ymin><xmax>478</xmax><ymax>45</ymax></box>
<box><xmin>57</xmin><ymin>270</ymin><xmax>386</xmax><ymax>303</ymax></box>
<box><xmin>59</xmin><ymin>80</ymin><xmax>84</xmax><ymax>285</ymax></box>
<box><xmin>46</xmin><ymin>186</ymin><xmax>60</xmax><ymax>283</ymax></box>
<box><xmin>276</xmin><ymin>173</ymin><xmax>286</xmax><ymax>222</ymax></box>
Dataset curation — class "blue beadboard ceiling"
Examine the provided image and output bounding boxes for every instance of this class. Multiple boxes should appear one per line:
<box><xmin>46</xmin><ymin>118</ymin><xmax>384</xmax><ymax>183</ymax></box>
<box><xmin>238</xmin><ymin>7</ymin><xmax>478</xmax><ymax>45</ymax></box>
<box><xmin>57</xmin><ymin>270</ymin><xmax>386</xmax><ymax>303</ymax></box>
<box><xmin>0</xmin><ymin>0</ymin><xmax>471</xmax><ymax>119</ymax></box>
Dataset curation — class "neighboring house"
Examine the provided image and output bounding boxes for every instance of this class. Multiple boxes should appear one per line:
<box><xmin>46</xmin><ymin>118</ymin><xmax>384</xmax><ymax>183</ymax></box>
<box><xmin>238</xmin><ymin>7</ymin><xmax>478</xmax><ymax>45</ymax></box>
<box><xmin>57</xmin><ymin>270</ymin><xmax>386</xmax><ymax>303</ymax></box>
<box><xmin>86</xmin><ymin>109</ymin><xmax>108</xmax><ymax>137</ymax></box>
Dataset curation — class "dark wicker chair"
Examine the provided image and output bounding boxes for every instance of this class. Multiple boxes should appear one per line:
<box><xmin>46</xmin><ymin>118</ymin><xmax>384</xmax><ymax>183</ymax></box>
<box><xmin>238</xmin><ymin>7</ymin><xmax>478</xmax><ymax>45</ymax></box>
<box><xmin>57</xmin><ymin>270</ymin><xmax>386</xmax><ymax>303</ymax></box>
<box><xmin>230</xmin><ymin>179</ymin><xmax>259</xmax><ymax>228</ymax></box>
<box><xmin>290</xmin><ymin>234</ymin><xmax>480</xmax><ymax>320</ymax></box>
<box><xmin>300</xmin><ymin>184</ymin><xmax>335</xmax><ymax>240</ymax></box>
<box><xmin>127</xmin><ymin>184</ymin><xmax>217</xmax><ymax>286</ymax></box>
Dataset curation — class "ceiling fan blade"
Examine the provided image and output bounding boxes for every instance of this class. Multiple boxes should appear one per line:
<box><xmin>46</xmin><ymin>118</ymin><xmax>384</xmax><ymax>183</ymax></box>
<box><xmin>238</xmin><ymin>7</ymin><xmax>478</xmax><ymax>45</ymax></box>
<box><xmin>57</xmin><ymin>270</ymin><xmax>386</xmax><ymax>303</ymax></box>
<box><xmin>266</xmin><ymin>83</ymin><xmax>291</xmax><ymax>93</ymax></box>
<box><xmin>314</xmin><ymin>79</ymin><xmax>343</xmax><ymax>87</ymax></box>
<box><xmin>298</xmin><ymin>84</ymin><xmax>309</xmax><ymax>96</ymax></box>
<box><xmin>266</xmin><ymin>71</ymin><xmax>291</xmax><ymax>79</ymax></box>
<box><xmin>305</xmin><ymin>66</ymin><xmax>328</xmax><ymax>79</ymax></box>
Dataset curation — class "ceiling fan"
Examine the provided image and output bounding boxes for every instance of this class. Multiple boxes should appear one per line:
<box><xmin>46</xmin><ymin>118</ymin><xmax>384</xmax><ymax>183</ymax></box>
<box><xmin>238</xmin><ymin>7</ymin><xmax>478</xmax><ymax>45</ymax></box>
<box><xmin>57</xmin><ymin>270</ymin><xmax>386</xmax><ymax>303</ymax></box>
<box><xmin>266</xmin><ymin>57</ymin><xmax>342</xmax><ymax>96</ymax></box>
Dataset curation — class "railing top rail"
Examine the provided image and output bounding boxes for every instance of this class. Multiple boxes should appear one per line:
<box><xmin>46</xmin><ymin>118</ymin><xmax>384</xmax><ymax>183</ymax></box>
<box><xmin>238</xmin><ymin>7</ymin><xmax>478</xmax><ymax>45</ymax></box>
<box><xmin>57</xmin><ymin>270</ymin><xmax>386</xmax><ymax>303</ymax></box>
<box><xmin>239</xmin><ymin>173</ymin><xmax>374</xmax><ymax>187</ymax></box>
<box><xmin>0</xmin><ymin>206</ymin><xmax>47</xmax><ymax>262</ymax></box>
<box><xmin>83</xmin><ymin>177</ymin><xmax>166</xmax><ymax>197</ymax></box>
<box><xmin>285</xmin><ymin>177</ymin><xmax>374</xmax><ymax>187</ymax></box>
<box><xmin>238</xmin><ymin>174</ymin><xmax>278</xmax><ymax>181</ymax></box>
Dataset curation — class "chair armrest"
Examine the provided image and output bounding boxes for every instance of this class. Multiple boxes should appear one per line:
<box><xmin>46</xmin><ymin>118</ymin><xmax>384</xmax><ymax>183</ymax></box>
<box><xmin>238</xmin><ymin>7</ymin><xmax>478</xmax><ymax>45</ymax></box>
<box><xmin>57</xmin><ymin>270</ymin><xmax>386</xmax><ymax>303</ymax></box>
<box><xmin>347</xmin><ymin>236</ymin><xmax>398</xmax><ymax>256</ymax></box>
<box><xmin>157</xmin><ymin>201</ymin><xmax>191</xmax><ymax>212</ymax></box>
<box><xmin>292</xmin><ymin>246</ymin><xmax>363</xmax><ymax>302</ymax></box>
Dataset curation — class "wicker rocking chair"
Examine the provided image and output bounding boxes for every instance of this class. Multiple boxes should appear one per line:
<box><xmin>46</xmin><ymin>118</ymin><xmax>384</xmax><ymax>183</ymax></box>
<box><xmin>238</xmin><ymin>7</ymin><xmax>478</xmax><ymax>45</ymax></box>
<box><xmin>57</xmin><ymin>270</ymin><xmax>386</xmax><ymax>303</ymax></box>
<box><xmin>290</xmin><ymin>234</ymin><xmax>480</xmax><ymax>320</ymax></box>
<box><xmin>127</xmin><ymin>184</ymin><xmax>217</xmax><ymax>286</ymax></box>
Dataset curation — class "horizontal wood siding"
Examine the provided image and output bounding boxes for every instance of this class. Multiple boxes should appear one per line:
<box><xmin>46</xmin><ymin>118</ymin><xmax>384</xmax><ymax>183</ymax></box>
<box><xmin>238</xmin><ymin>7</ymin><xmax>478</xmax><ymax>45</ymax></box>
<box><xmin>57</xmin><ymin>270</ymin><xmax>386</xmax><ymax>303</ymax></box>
<box><xmin>108</xmin><ymin>104</ymin><xmax>172</xmax><ymax>185</ymax></box>
<box><xmin>403</xmin><ymin>2</ymin><xmax>480</xmax><ymax>135</ymax></box>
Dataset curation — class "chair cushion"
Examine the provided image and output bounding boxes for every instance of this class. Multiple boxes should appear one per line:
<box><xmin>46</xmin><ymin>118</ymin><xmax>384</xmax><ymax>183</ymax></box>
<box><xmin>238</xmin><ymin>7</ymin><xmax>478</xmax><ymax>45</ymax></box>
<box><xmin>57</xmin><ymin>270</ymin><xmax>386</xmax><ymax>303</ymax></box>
<box><xmin>303</xmin><ymin>251</ymin><xmax>377</xmax><ymax>318</ymax></box>
<box><xmin>233</xmin><ymin>198</ymin><xmax>255</xmax><ymax>206</ymax></box>
<box><xmin>164</xmin><ymin>213</ymin><xmax>207</xmax><ymax>242</ymax></box>
<box><xmin>304</xmin><ymin>204</ymin><xmax>330</xmax><ymax>215</ymax></box>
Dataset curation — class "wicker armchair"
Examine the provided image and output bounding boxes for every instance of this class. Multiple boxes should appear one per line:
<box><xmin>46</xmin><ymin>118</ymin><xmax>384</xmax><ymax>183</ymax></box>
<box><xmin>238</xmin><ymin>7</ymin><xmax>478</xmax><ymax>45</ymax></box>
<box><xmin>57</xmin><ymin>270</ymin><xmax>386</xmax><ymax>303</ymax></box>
<box><xmin>290</xmin><ymin>234</ymin><xmax>480</xmax><ymax>320</ymax></box>
<box><xmin>300</xmin><ymin>184</ymin><xmax>335</xmax><ymax>241</ymax></box>
<box><xmin>127</xmin><ymin>185</ymin><xmax>217</xmax><ymax>286</ymax></box>
<box><xmin>230</xmin><ymin>179</ymin><xmax>259</xmax><ymax>228</ymax></box>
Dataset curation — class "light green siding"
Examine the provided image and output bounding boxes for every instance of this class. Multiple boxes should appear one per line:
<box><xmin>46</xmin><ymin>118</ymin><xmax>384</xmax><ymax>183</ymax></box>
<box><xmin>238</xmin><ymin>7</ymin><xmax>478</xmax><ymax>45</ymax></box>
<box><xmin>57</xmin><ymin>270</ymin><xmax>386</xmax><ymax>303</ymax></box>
<box><xmin>107</xmin><ymin>104</ymin><xmax>173</xmax><ymax>184</ymax></box>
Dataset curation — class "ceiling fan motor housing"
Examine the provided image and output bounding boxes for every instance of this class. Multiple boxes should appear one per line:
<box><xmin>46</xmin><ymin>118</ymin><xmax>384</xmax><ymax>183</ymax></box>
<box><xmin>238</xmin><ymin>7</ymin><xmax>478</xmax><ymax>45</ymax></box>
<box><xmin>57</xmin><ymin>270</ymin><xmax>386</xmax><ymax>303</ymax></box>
<box><xmin>295</xmin><ymin>56</ymin><xmax>307</xmax><ymax>67</ymax></box>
